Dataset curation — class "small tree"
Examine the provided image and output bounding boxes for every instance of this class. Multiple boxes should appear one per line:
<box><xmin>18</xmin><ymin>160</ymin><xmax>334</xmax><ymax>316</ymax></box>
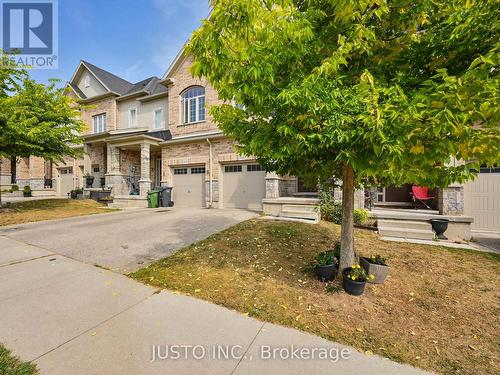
<box><xmin>188</xmin><ymin>0</ymin><xmax>500</xmax><ymax>273</ymax></box>
<box><xmin>0</xmin><ymin>53</ymin><xmax>85</xmax><ymax>204</ymax></box>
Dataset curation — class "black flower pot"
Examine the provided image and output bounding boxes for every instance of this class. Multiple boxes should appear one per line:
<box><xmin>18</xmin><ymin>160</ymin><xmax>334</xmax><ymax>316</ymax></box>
<box><xmin>430</xmin><ymin>219</ymin><xmax>449</xmax><ymax>240</ymax></box>
<box><xmin>342</xmin><ymin>268</ymin><xmax>367</xmax><ymax>296</ymax></box>
<box><xmin>313</xmin><ymin>264</ymin><xmax>337</xmax><ymax>282</ymax></box>
<box><xmin>85</xmin><ymin>176</ymin><xmax>94</xmax><ymax>188</ymax></box>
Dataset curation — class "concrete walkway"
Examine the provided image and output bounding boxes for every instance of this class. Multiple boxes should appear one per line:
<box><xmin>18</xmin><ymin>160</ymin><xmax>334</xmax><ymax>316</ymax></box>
<box><xmin>0</xmin><ymin>236</ymin><xmax>430</xmax><ymax>375</ymax></box>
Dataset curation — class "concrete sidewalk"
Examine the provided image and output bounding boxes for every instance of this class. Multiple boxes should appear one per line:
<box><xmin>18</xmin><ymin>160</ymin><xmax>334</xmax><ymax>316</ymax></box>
<box><xmin>0</xmin><ymin>236</ymin><xmax>430</xmax><ymax>375</ymax></box>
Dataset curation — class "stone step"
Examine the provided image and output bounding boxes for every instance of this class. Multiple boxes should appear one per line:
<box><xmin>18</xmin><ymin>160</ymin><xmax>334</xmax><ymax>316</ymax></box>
<box><xmin>377</xmin><ymin>219</ymin><xmax>432</xmax><ymax>231</ymax></box>
<box><xmin>282</xmin><ymin>204</ymin><xmax>317</xmax><ymax>213</ymax></box>
<box><xmin>378</xmin><ymin>227</ymin><xmax>435</xmax><ymax>240</ymax></box>
<box><xmin>281</xmin><ymin>209</ymin><xmax>319</xmax><ymax>221</ymax></box>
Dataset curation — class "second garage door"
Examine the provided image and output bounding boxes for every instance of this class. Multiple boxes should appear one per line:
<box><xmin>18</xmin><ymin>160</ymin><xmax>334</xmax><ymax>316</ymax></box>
<box><xmin>172</xmin><ymin>166</ymin><xmax>205</xmax><ymax>207</ymax></box>
<box><xmin>464</xmin><ymin>167</ymin><xmax>500</xmax><ymax>232</ymax></box>
<box><xmin>223</xmin><ymin>163</ymin><xmax>266</xmax><ymax>210</ymax></box>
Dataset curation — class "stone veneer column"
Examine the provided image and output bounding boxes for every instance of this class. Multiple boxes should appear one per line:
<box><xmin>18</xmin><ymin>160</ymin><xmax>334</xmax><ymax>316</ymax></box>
<box><xmin>138</xmin><ymin>143</ymin><xmax>152</xmax><ymax>197</ymax></box>
<box><xmin>105</xmin><ymin>145</ymin><xmax>126</xmax><ymax>195</ymax></box>
<box><xmin>437</xmin><ymin>184</ymin><xmax>464</xmax><ymax>215</ymax></box>
<box><xmin>265</xmin><ymin>172</ymin><xmax>280</xmax><ymax>199</ymax></box>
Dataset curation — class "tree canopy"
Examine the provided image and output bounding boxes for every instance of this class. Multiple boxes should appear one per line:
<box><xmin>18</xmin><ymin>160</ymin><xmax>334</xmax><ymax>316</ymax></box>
<box><xmin>189</xmin><ymin>0</ymin><xmax>499</xmax><ymax>186</ymax></box>
<box><xmin>188</xmin><ymin>0</ymin><xmax>500</xmax><ymax>271</ymax></box>
<box><xmin>0</xmin><ymin>53</ymin><xmax>84</xmax><ymax>160</ymax></box>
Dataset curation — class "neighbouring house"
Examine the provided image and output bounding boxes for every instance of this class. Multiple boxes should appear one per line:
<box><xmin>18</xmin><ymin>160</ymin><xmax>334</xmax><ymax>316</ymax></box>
<box><xmin>1</xmin><ymin>47</ymin><xmax>497</xmax><ymax>237</ymax></box>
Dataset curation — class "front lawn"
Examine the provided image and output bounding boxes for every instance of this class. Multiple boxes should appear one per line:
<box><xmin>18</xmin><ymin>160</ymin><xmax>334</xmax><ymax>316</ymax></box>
<box><xmin>131</xmin><ymin>219</ymin><xmax>500</xmax><ymax>375</ymax></box>
<box><xmin>0</xmin><ymin>344</ymin><xmax>37</xmax><ymax>375</ymax></box>
<box><xmin>0</xmin><ymin>199</ymin><xmax>116</xmax><ymax>227</ymax></box>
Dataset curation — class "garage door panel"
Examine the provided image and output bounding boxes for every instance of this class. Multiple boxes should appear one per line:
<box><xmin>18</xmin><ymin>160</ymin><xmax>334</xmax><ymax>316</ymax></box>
<box><xmin>172</xmin><ymin>167</ymin><xmax>205</xmax><ymax>208</ymax></box>
<box><xmin>465</xmin><ymin>172</ymin><xmax>500</xmax><ymax>232</ymax></box>
<box><xmin>223</xmin><ymin>164</ymin><xmax>265</xmax><ymax>210</ymax></box>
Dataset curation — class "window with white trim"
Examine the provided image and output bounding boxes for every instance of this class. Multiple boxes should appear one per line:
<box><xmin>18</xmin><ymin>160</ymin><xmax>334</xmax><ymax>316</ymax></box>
<box><xmin>225</xmin><ymin>165</ymin><xmax>242</xmax><ymax>173</ymax></box>
<box><xmin>92</xmin><ymin>113</ymin><xmax>107</xmax><ymax>134</ymax></box>
<box><xmin>191</xmin><ymin>167</ymin><xmax>206</xmax><ymax>174</ymax></box>
<box><xmin>129</xmin><ymin>108</ymin><xmax>137</xmax><ymax>128</ymax></box>
<box><xmin>84</xmin><ymin>75</ymin><xmax>90</xmax><ymax>88</ymax></box>
<box><xmin>174</xmin><ymin>168</ymin><xmax>188</xmax><ymax>175</ymax></box>
<box><xmin>247</xmin><ymin>164</ymin><xmax>263</xmax><ymax>172</ymax></box>
<box><xmin>154</xmin><ymin>109</ymin><xmax>163</xmax><ymax>129</ymax></box>
<box><xmin>180</xmin><ymin>86</ymin><xmax>205</xmax><ymax>124</ymax></box>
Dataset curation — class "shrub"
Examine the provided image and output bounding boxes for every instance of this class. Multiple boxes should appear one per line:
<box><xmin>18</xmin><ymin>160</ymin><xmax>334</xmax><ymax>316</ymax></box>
<box><xmin>317</xmin><ymin>188</ymin><xmax>342</xmax><ymax>224</ymax></box>
<box><xmin>353</xmin><ymin>208</ymin><xmax>369</xmax><ymax>225</ymax></box>
<box><xmin>23</xmin><ymin>185</ymin><xmax>31</xmax><ymax>193</ymax></box>
<box><xmin>11</xmin><ymin>185</ymin><xmax>19</xmax><ymax>192</ymax></box>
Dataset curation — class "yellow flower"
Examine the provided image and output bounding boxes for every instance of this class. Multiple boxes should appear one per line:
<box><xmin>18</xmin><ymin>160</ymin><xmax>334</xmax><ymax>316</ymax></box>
<box><xmin>351</xmin><ymin>276</ymin><xmax>356</xmax><ymax>280</ymax></box>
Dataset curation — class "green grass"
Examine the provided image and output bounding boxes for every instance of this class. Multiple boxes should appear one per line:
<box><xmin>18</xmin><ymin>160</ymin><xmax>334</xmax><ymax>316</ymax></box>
<box><xmin>131</xmin><ymin>219</ymin><xmax>500</xmax><ymax>375</ymax></box>
<box><xmin>0</xmin><ymin>345</ymin><xmax>37</xmax><ymax>375</ymax></box>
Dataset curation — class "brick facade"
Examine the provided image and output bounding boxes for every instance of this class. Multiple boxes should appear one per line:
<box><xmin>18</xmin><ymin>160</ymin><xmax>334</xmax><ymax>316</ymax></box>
<box><xmin>80</xmin><ymin>96</ymin><xmax>119</xmax><ymax>134</ymax></box>
<box><xmin>166</xmin><ymin>55</ymin><xmax>223</xmax><ymax>137</ymax></box>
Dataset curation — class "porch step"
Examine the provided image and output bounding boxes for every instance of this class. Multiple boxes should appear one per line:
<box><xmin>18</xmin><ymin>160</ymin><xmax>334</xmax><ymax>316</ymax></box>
<box><xmin>282</xmin><ymin>204</ymin><xmax>317</xmax><ymax>213</ymax></box>
<box><xmin>377</xmin><ymin>219</ymin><xmax>432</xmax><ymax>231</ymax></box>
<box><xmin>378</xmin><ymin>219</ymin><xmax>435</xmax><ymax>240</ymax></box>
<box><xmin>280</xmin><ymin>209</ymin><xmax>319</xmax><ymax>221</ymax></box>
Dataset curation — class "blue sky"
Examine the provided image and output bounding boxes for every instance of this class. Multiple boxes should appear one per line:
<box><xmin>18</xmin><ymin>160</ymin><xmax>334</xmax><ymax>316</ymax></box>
<box><xmin>30</xmin><ymin>0</ymin><xmax>210</xmax><ymax>85</ymax></box>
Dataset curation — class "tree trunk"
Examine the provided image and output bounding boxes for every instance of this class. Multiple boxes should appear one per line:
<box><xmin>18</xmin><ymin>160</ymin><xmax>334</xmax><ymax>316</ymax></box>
<box><xmin>338</xmin><ymin>163</ymin><xmax>356</xmax><ymax>276</ymax></box>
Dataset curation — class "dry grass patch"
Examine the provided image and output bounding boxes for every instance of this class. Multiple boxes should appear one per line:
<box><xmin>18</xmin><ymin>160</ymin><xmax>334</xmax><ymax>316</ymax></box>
<box><xmin>0</xmin><ymin>199</ymin><xmax>116</xmax><ymax>226</ymax></box>
<box><xmin>131</xmin><ymin>220</ymin><xmax>500</xmax><ymax>375</ymax></box>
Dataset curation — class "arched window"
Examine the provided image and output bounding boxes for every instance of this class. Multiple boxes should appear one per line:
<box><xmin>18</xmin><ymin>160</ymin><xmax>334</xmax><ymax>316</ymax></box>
<box><xmin>180</xmin><ymin>86</ymin><xmax>205</xmax><ymax>124</ymax></box>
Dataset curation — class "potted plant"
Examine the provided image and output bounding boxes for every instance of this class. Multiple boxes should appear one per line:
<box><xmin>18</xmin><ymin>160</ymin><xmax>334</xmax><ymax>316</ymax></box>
<box><xmin>22</xmin><ymin>185</ymin><xmax>32</xmax><ymax>197</ymax></box>
<box><xmin>430</xmin><ymin>218</ymin><xmax>449</xmax><ymax>239</ymax></box>
<box><xmin>84</xmin><ymin>174</ymin><xmax>94</xmax><ymax>188</ymax></box>
<box><xmin>342</xmin><ymin>265</ymin><xmax>373</xmax><ymax>296</ymax></box>
<box><xmin>311</xmin><ymin>244</ymin><xmax>340</xmax><ymax>282</ymax></box>
<box><xmin>70</xmin><ymin>189</ymin><xmax>78</xmax><ymax>199</ymax></box>
<box><xmin>360</xmin><ymin>255</ymin><xmax>390</xmax><ymax>284</ymax></box>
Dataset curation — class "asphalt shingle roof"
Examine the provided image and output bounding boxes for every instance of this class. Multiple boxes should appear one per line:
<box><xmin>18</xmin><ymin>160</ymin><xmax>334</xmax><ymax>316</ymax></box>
<box><xmin>81</xmin><ymin>60</ymin><xmax>134</xmax><ymax>95</ymax></box>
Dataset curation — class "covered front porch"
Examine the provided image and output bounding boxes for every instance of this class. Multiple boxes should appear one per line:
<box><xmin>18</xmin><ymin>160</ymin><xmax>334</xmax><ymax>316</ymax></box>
<box><xmin>83</xmin><ymin>132</ymin><xmax>164</xmax><ymax>207</ymax></box>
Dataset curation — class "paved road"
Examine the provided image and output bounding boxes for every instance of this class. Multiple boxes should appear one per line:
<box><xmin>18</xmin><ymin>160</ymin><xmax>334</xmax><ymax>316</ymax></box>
<box><xmin>0</xmin><ymin>207</ymin><xmax>257</xmax><ymax>273</ymax></box>
<box><xmin>0</xmin><ymin>236</ymin><xmax>429</xmax><ymax>375</ymax></box>
<box><xmin>473</xmin><ymin>232</ymin><xmax>500</xmax><ymax>253</ymax></box>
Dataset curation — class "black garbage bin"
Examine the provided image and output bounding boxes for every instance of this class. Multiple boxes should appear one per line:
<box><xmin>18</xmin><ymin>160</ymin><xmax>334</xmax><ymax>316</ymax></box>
<box><xmin>159</xmin><ymin>187</ymin><xmax>174</xmax><ymax>207</ymax></box>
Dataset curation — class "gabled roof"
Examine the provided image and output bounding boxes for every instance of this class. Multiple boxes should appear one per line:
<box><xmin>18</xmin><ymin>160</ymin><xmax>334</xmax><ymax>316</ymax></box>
<box><xmin>161</xmin><ymin>43</ymin><xmax>188</xmax><ymax>81</ymax></box>
<box><xmin>117</xmin><ymin>76</ymin><xmax>168</xmax><ymax>101</ymax></box>
<box><xmin>81</xmin><ymin>60</ymin><xmax>134</xmax><ymax>95</ymax></box>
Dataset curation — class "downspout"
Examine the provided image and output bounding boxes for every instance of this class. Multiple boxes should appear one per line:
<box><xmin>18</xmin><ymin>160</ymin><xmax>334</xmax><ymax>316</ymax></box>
<box><xmin>206</xmin><ymin>138</ymin><xmax>213</xmax><ymax>208</ymax></box>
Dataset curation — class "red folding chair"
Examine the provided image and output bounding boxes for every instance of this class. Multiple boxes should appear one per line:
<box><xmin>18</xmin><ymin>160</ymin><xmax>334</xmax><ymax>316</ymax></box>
<box><xmin>411</xmin><ymin>186</ymin><xmax>434</xmax><ymax>209</ymax></box>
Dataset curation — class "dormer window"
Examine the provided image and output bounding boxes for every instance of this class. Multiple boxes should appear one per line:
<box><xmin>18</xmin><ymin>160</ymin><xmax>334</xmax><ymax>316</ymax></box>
<box><xmin>180</xmin><ymin>86</ymin><xmax>205</xmax><ymax>124</ymax></box>
<box><xmin>84</xmin><ymin>75</ymin><xmax>90</xmax><ymax>88</ymax></box>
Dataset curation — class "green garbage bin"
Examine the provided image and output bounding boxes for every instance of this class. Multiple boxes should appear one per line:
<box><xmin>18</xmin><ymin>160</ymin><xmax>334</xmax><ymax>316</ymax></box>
<box><xmin>147</xmin><ymin>190</ymin><xmax>160</xmax><ymax>208</ymax></box>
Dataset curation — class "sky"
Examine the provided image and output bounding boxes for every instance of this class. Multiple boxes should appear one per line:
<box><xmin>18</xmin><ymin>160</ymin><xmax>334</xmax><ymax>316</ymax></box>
<box><xmin>29</xmin><ymin>0</ymin><xmax>210</xmax><ymax>85</ymax></box>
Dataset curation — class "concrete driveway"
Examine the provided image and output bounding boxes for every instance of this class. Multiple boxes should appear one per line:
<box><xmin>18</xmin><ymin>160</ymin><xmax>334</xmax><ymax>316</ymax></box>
<box><xmin>0</xmin><ymin>207</ymin><xmax>258</xmax><ymax>273</ymax></box>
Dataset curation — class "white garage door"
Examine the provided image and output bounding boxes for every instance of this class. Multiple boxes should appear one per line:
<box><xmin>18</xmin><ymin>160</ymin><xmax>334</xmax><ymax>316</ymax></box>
<box><xmin>465</xmin><ymin>167</ymin><xmax>500</xmax><ymax>232</ymax></box>
<box><xmin>172</xmin><ymin>166</ymin><xmax>205</xmax><ymax>207</ymax></box>
<box><xmin>223</xmin><ymin>163</ymin><xmax>266</xmax><ymax>210</ymax></box>
<box><xmin>58</xmin><ymin>167</ymin><xmax>74</xmax><ymax>197</ymax></box>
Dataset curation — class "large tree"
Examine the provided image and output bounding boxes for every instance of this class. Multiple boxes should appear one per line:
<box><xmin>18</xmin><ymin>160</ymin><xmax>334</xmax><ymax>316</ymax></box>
<box><xmin>188</xmin><ymin>0</ymin><xmax>500</xmax><ymax>273</ymax></box>
<box><xmin>0</xmin><ymin>53</ymin><xmax>84</xmax><ymax>204</ymax></box>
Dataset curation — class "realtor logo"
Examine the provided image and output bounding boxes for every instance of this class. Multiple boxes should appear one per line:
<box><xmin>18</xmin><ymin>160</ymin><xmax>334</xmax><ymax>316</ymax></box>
<box><xmin>1</xmin><ymin>0</ymin><xmax>58</xmax><ymax>69</ymax></box>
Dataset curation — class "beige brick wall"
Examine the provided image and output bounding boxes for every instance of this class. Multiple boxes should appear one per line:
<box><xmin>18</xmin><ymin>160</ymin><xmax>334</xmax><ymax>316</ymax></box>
<box><xmin>167</xmin><ymin>55</ymin><xmax>223</xmax><ymax>137</ymax></box>
<box><xmin>1</xmin><ymin>157</ymin><xmax>11</xmax><ymax>174</ymax></box>
<box><xmin>80</xmin><ymin>96</ymin><xmax>118</xmax><ymax>135</ymax></box>
<box><xmin>161</xmin><ymin>138</ymin><xmax>234</xmax><ymax>182</ymax></box>
<box><xmin>90</xmin><ymin>144</ymin><xmax>106</xmax><ymax>172</ymax></box>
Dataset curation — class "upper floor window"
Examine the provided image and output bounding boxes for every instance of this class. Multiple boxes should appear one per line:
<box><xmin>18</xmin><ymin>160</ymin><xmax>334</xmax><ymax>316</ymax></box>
<box><xmin>92</xmin><ymin>113</ymin><xmax>106</xmax><ymax>134</ymax></box>
<box><xmin>181</xmin><ymin>86</ymin><xmax>205</xmax><ymax>124</ymax></box>
<box><xmin>154</xmin><ymin>109</ymin><xmax>163</xmax><ymax>129</ymax></box>
<box><xmin>129</xmin><ymin>108</ymin><xmax>137</xmax><ymax>128</ymax></box>
<box><xmin>84</xmin><ymin>75</ymin><xmax>90</xmax><ymax>88</ymax></box>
